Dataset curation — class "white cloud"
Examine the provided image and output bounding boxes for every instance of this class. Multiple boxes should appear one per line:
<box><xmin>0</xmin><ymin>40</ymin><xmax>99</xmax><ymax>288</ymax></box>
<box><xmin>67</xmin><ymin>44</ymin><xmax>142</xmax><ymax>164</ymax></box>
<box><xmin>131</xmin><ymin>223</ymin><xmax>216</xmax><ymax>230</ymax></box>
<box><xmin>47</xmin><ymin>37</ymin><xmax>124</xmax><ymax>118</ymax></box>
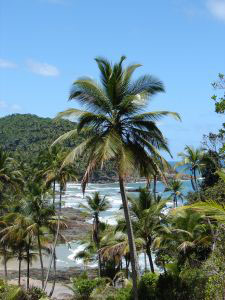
<box><xmin>27</xmin><ymin>59</ymin><xmax>60</xmax><ymax>77</ymax></box>
<box><xmin>0</xmin><ymin>59</ymin><xmax>17</xmax><ymax>69</ymax></box>
<box><xmin>0</xmin><ymin>100</ymin><xmax>22</xmax><ymax>113</ymax></box>
<box><xmin>0</xmin><ymin>100</ymin><xmax>7</xmax><ymax>108</ymax></box>
<box><xmin>207</xmin><ymin>0</ymin><xmax>225</xmax><ymax>22</ymax></box>
<box><xmin>11</xmin><ymin>104</ymin><xmax>22</xmax><ymax>112</ymax></box>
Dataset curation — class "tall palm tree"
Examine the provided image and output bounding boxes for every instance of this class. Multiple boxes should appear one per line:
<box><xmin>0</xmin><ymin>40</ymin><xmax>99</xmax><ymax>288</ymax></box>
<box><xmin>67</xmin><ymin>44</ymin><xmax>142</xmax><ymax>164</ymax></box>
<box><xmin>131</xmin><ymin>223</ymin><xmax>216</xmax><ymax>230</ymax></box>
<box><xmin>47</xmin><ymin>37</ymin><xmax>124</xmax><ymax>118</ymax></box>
<box><xmin>164</xmin><ymin>179</ymin><xmax>184</xmax><ymax>207</ymax></box>
<box><xmin>22</xmin><ymin>182</ymin><xmax>53</xmax><ymax>289</ymax></box>
<box><xmin>54</xmin><ymin>56</ymin><xmax>180</xmax><ymax>298</ymax></box>
<box><xmin>0</xmin><ymin>148</ymin><xmax>23</xmax><ymax>280</ymax></box>
<box><xmin>79</xmin><ymin>192</ymin><xmax>111</xmax><ymax>276</ymax></box>
<box><xmin>176</xmin><ymin>146</ymin><xmax>205</xmax><ymax>191</ymax></box>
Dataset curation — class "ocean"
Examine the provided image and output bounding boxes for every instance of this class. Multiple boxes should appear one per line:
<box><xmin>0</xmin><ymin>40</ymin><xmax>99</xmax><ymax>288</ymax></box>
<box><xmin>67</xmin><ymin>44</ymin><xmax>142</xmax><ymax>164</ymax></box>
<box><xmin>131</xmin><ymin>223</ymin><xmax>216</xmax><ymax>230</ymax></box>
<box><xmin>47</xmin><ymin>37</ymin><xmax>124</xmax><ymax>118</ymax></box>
<box><xmin>54</xmin><ymin>179</ymin><xmax>194</xmax><ymax>270</ymax></box>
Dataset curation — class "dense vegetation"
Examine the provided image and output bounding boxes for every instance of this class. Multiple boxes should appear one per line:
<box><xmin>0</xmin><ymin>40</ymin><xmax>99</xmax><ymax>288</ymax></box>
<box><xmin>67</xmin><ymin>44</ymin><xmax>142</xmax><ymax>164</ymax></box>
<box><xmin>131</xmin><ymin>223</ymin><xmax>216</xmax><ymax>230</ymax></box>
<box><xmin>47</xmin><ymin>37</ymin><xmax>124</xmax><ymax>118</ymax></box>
<box><xmin>0</xmin><ymin>59</ymin><xmax>224</xmax><ymax>300</ymax></box>
<box><xmin>0</xmin><ymin>114</ymin><xmax>77</xmax><ymax>160</ymax></box>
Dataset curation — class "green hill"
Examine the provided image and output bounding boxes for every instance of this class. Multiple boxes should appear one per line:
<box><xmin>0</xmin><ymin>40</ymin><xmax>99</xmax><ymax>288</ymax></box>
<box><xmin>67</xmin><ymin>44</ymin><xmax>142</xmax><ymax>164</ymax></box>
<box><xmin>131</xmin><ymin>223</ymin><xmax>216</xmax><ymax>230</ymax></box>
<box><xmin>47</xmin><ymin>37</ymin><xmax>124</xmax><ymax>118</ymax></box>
<box><xmin>0</xmin><ymin>114</ymin><xmax>77</xmax><ymax>160</ymax></box>
<box><xmin>0</xmin><ymin>113</ymin><xmax>118</xmax><ymax>180</ymax></box>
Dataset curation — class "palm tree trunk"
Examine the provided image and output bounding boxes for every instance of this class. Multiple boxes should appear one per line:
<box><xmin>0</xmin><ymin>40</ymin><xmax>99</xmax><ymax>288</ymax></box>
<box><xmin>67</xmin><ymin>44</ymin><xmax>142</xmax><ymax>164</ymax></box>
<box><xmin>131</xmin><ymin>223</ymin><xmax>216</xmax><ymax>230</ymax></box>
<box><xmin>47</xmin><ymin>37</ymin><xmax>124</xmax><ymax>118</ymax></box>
<box><xmin>174</xmin><ymin>195</ymin><xmax>178</xmax><ymax>207</ymax></box>
<box><xmin>153</xmin><ymin>175</ymin><xmax>157</xmax><ymax>201</ymax></box>
<box><xmin>3</xmin><ymin>246</ymin><xmax>8</xmax><ymax>282</ymax></box>
<box><xmin>53</xmin><ymin>180</ymin><xmax>56</xmax><ymax>207</ymax></box>
<box><xmin>26</xmin><ymin>243</ymin><xmax>30</xmax><ymax>290</ymax></box>
<box><xmin>18</xmin><ymin>258</ymin><xmax>22</xmax><ymax>286</ymax></box>
<box><xmin>146</xmin><ymin>244</ymin><xmax>154</xmax><ymax>273</ymax></box>
<box><xmin>119</xmin><ymin>175</ymin><xmax>139</xmax><ymax>300</ymax></box>
<box><xmin>173</xmin><ymin>195</ymin><xmax>176</xmax><ymax>208</ymax></box>
<box><xmin>44</xmin><ymin>214</ymin><xmax>60</xmax><ymax>291</ymax></box>
<box><xmin>18</xmin><ymin>249</ymin><xmax>22</xmax><ymax>285</ymax></box>
<box><xmin>37</xmin><ymin>227</ymin><xmax>44</xmax><ymax>289</ymax></box>
<box><xmin>49</xmin><ymin>249</ymin><xmax>57</xmax><ymax>297</ymax></box>
<box><xmin>146</xmin><ymin>177</ymin><xmax>151</xmax><ymax>191</ymax></box>
<box><xmin>125</xmin><ymin>256</ymin><xmax>129</xmax><ymax>278</ymax></box>
<box><xmin>95</xmin><ymin>214</ymin><xmax>101</xmax><ymax>277</ymax></box>
<box><xmin>144</xmin><ymin>251</ymin><xmax>147</xmax><ymax>272</ymax></box>
<box><xmin>193</xmin><ymin>168</ymin><xmax>198</xmax><ymax>192</ymax></box>
<box><xmin>59</xmin><ymin>185</ymin><xmax>63</xmax><ymax>212</ymax></box>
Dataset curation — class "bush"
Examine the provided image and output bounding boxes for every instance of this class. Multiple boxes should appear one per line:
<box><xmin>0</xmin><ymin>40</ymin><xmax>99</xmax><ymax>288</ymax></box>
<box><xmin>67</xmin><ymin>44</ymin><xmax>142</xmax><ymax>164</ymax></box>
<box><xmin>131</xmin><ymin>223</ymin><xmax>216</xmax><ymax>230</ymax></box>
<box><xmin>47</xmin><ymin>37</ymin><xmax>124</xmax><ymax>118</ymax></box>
<box><xmin>26</xmin><ymin>286</ymin><xmax>48</xmax><ymax>300</ymax></box>
<box><xmin>138</xmin><ymin>272</ymin><xmax>158</xmax><ymax>300</ymax></box>
<box><xmin>106</xmin><ymin>287</ymin><xmax>132</xmax><ymax>300</ymax></box>
<box><xmin>0</xmin><ymin>282</ymin><xmax>26</xmax><ymax>300</ymax></box>
<box><xmin>68</xmin><ymin>273</ymin><xmax>104</xmax><ymax>300</ymax></box>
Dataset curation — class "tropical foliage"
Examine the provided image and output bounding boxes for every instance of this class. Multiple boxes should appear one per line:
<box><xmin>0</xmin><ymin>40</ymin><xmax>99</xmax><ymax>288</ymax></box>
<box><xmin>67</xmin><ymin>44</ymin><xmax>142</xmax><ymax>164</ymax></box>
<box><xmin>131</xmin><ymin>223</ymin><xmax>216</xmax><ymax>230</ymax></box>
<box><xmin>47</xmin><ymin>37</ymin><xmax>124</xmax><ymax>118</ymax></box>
<box><xmin>0</xmin><ymin>60</ymin><xmax>224</xmax><ymax>300</ymax></box>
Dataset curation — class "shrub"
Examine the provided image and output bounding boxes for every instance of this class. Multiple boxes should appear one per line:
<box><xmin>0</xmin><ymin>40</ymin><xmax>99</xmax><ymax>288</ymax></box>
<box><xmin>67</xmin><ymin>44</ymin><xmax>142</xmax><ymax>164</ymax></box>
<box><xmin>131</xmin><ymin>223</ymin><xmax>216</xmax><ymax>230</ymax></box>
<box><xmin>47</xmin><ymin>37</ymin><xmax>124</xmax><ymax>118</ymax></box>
<box><xmin>138</xmin><ymin>272</ymin><xmax>158</xmax><ymax>300</ymax></box>
<box><xmin>68</xmin><ymin>273</ymin><xmax>104</xmax><ymax>300</ymax></box>
<box><xmin>106</xmin><ymin>287</ymin><xmax>132</xmax><ymax>300</ymax></box>
<box><xmin>0</xmin><ymin>282</ymin><xmax>26</xmax><ymax>300</ymax></box>
<box><xmin>26</xmin><ymin>286</ymin><xmax>48</xmax><ymax>300</ymax></box>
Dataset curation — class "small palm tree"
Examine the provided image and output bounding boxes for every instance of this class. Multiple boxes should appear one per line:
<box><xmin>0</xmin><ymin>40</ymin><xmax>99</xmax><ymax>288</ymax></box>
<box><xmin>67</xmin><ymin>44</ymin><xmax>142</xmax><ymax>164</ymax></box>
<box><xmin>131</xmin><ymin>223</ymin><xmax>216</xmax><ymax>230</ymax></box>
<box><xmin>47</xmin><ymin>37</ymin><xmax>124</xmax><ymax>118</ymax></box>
<box><xmin>54</xmin><ymin>56</ymin><xmax>180</xmax><ymax>298</ymax></box>
<box><xmin>154</xmin><ymin>208</ymin><xmax>212</xmax><ymax>268</ymax></box>
<box><xmin>164</xmin><ymin>179</ymin><xmax>184</xmax><ymax>207</ymax></box>
<box><xmin>79</xmin><ymin>192</ymin><xmax>111</xmax><ymax>276</ymax></box>
<box><xmin>176</xmin><ymin>146</ymin><xmax>205</xmax><ymax>191</ymax></box>
<box><xmin>44</xmin><ymin>146</ymin><xmax>78</xmax><ymax>211</ymax></box>
<box><xmin>0</xmin><ymin>147</ymin><xmax>23</xmax><ymax>205</ymax></box>
<box><xmin>117</xmin><ymin>189</ymin><xmax>167</xmax><ymax>273</ymax></box>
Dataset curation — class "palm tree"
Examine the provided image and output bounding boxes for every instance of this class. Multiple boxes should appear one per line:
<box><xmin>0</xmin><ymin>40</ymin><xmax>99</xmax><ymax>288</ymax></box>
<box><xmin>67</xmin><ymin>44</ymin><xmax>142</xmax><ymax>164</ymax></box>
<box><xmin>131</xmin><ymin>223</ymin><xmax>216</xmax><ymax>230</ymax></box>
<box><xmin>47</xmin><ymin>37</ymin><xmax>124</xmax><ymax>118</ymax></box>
<box><xmin>164</xmin><ymin>179</ymin><xmax>184</xmax><ymax>207</ymax></box>
<box><xmin>117</xmin><ymin>189</ymin><xmax>167</xmax><ymax>273</ymax></box>
<box><xmin>79</xmin><ymin>192</ymin><xmax>111</xmax><ymax>276</ymax></box>
<box><xmin>154</xmin><ymin>208</ymin><xmax>212</xmax><ymax>268</ymax></box>
<box><xmin>22</xmin><ymin>182</ymin><xmax>53</xmax><ymax>289</ymax></box>
<box><xmin>0</xmin><ymin>147</ymin><xmax>23</xmax><ymax>205</ymax></box>
<box><xmin>176</xmin><ymin>146</ymin><xmax>205</xmax><ymax>191</ymax></box>
<box><xmin>44</xmin><ymin>148</ymin><xmax>77</xmax><ymax>212</ymax></box>
<box><xmin>0</xmin><ymin>148</ymin><xmax>23</xmax><ymax>280</ymax></box>
<box><xmin>99</xmin><ymin>230</ymin><xmax>144</xmax><ymax>279</ymax></box>
<box><xmin>54</xmin><ymin>56</ymin><xmax>180</xmax><ymax>298</ymax></box>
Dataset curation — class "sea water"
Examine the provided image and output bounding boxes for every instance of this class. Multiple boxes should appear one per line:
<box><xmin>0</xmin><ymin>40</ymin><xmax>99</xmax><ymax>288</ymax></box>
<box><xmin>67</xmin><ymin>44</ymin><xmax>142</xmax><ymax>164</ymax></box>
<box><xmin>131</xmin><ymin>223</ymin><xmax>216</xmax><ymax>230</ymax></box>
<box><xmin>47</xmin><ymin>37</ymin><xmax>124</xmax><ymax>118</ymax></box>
<box><xmin>55</xmin><ymin>179</ymin><xmax>194</xmax><ymax>270</ymax></box>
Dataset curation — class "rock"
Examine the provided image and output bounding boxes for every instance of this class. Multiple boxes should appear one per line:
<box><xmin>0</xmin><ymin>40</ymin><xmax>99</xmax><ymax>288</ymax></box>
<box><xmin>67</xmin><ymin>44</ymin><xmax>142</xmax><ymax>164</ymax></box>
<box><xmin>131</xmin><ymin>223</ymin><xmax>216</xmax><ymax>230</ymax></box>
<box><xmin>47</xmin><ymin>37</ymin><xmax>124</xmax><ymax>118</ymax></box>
<box><xmin>53</xmin><ymin>292</ymin><xmax>74</xmax><ymax>300</ymax></box>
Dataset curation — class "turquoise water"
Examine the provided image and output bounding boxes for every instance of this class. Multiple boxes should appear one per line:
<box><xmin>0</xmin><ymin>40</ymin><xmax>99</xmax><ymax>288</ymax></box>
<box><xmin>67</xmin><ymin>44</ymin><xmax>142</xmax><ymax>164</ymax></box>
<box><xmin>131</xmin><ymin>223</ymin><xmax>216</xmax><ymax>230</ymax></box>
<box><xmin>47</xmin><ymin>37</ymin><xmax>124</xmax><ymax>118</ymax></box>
<box><xmin>55</xmin><ymin>179</ymin><xmax>194</xmax><ymax>270</ymax></box>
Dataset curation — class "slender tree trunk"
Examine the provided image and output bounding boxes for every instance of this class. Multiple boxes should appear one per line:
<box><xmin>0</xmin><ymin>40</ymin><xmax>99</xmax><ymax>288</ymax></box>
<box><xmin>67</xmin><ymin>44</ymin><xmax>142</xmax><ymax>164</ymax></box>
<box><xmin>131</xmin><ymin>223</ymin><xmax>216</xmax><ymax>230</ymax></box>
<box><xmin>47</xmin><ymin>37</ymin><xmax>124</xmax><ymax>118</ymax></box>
<box><xmin>44</xmin><ymin>214</ymin><xmax>60</xmax><ymax>291</ymax></box>
<box><xmin>18</xmin><ymin>250</ymin><xmax>22</xmax><ymax>286</ymax></box>
<box><xmin>18</xmin><ymin>259</ymin><xmax>22</xmax><ymax>285</ymax></box>
<box><xmin>193</xmin><ymin>168</ymin><xmax>198</xmax><ymax>192</ymax></box>
<box><xmin>153</xmin><ymin>175</ymin><xmax>157</xmax><ymax>201</ymax></box>
<box><xmin>190</xmin><ymin>170</ymin><xmax>196</xmax><ymax>191</ymax></box>
<box><xmin>119</xmin><ymin>175</ymin><xmax>139</xmax><ymax>300</ymax></box>
<box><xmin>146</xmin><ymin>244</ymin><xmax>154</xmax><ymax>273</ymax></box>
<box><xmin>174</xmin><ymin>195</ymin><xmax>177</xmax><ymax>207</ymax></box>
<box><xmin>26</xmin><ymin>243</ymin><xmax>30</xmax><ymax>290</ymax></box>
<box><xmin>125</xmin><ymin>257</ymin><xmax>129</xmax><ymax>278</ymax></box>
<box><xmin>49</xmin><ymin>249</ymin><xmax>57</xmax><ymax>297</ymax></box>
<box><xmin>146</xmin><ymin>177</ymin><xmax>151</xmax><ymax>191</ymax></box>
<box><xmin>59</xmin><ymin>185</ymin><xmax>63</xmax><ymax>212</ymax></box>
<box><xmin>37</xmin><ymin>228</ymin><xmax>44</xmax><ymax>289</ymax></box>
<box><xmin>3</xmin><ymin>246</ymin><xmax>8</xmax><ymax>282</ymax></box>
<box><xmin>53</xmin><ymin>180</ymin><xmax>56</xmax><ymax>207</ymax></box>
<box><xmin>95</xmin><ymin>214</ymin><xmax>101</xmax><ymax>277</ymax></box>
<box><xmin>144</xmin><ymin>251</ymin><xmax>147</xmax><ymax>272</ymax></box>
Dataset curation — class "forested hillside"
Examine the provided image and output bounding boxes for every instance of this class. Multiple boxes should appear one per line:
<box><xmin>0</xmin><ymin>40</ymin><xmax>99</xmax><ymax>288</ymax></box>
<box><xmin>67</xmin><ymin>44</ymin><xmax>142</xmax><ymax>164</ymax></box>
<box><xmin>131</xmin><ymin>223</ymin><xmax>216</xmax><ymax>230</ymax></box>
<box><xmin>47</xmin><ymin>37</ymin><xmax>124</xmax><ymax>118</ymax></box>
<box><xmin>0</xmin><ymin>113</ymin><xmax>116</xmax><ymax>179</ymax></box>
<box><xmin>0</xmin><ymin>114</ymin><xmax>77</xmax><ymax>160</ymax></box>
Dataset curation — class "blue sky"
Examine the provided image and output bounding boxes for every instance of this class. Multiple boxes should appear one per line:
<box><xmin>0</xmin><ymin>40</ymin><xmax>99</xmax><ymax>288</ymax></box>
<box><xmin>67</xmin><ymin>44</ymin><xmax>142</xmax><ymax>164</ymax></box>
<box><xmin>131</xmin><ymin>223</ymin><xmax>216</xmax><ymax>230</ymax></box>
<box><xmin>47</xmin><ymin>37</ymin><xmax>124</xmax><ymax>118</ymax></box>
<box><xmin>0</xmin><ymin>0</ymin><xmax>224</xmax><ymax>159</ymax></box>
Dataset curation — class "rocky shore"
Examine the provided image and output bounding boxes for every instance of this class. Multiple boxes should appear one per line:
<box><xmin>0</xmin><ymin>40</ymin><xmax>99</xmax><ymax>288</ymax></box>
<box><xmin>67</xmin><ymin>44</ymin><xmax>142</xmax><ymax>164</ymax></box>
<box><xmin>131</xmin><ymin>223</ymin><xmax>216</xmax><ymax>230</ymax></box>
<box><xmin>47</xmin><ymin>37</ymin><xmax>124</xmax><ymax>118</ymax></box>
<box><xmin>1</xmin><ymin>267</ymin><xmax>97</xmax><ymax>283</ymax></box>
<box><xmin>60</xmin><ymin>207</ymin><xmax>91</xmax><ymax>242</ymax></box>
